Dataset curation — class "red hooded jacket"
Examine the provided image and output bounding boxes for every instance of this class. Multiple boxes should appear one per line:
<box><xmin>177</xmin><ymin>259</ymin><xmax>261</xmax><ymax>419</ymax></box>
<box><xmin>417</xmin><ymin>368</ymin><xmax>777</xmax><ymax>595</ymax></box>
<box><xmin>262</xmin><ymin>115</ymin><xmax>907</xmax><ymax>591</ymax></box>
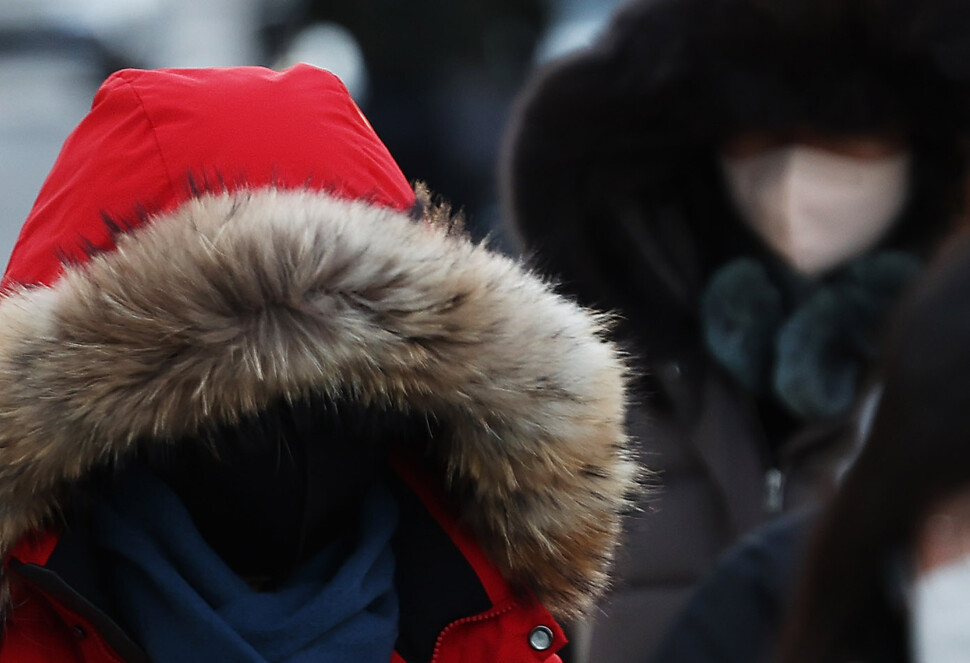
<box><xmin>0</xmin><ymin>66</ymin><xmax>635</xmax><ymax>662</ymax></box>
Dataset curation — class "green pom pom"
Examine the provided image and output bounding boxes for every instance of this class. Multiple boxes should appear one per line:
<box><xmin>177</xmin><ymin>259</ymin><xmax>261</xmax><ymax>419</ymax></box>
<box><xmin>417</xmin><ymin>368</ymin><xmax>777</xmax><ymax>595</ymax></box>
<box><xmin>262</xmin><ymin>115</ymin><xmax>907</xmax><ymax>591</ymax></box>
<box><xmin>701</xmin><ymin>258</ymin><xmax>785</xmax><ymax>392</ymax></box>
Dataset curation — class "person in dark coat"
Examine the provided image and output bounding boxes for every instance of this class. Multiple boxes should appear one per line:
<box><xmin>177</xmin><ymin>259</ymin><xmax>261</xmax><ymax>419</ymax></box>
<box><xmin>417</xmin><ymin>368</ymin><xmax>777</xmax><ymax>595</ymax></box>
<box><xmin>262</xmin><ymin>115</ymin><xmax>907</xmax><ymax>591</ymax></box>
<box><xmin>500</xmin><ymin>0</ymin><xmax>970</xmax><ymax>659</ymax></box>
<box><xmin>778</xmin><ymin>229</ymin><xmax>970</xmax><ymax>663</ymax></box>
<box><xmin>0</xmin><ymin>65</ymin><xmax>638</xmax><ymax>663</ymax></box>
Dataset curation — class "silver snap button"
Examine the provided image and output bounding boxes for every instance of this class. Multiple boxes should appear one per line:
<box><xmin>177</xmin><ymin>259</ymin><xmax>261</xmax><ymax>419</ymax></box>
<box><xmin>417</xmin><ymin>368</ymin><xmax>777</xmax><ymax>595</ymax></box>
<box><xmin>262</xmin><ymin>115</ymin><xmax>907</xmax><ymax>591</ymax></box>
<box><xmin>528</xmin><ymin>625</ymin><xmax>554</xmax><ymax>651</ymax></box>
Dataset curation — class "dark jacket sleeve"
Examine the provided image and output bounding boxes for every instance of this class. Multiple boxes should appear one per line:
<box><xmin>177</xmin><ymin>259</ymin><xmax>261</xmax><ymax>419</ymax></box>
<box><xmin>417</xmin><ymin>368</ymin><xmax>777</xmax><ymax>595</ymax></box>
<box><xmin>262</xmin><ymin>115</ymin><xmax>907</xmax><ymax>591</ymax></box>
<box><xmin>649</xmin><ymin>508</ymin><xmax>818</xmax><ymax>663</ymax></box>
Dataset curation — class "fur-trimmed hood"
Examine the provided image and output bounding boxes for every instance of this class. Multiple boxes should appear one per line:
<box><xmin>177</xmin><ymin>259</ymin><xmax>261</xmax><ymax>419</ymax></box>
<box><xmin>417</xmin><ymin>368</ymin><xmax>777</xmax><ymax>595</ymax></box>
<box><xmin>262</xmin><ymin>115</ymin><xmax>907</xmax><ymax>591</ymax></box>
<box><xmin>0</xmin><ymin>65</ymin><xmax>636</xmax><ymax>622</ymax></box>
<box><xmin>0</xmin><ymin>187</ymin><xmax>634</xmax><ymax>620</ymax></box>
<box><xmin>502</xmin><ymin>0</ymin><xmax>970</xmax><ymax>361</ymax></box>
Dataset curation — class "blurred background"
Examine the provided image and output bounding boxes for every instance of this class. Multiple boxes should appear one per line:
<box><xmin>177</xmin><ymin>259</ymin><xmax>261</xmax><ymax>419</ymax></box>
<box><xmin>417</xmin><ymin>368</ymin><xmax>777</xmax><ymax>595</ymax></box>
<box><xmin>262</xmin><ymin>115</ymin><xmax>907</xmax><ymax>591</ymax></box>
<box><xmin>0</xmin><ymin>0</ymin><xmax>624</xmax><ymax>267</ymax></box>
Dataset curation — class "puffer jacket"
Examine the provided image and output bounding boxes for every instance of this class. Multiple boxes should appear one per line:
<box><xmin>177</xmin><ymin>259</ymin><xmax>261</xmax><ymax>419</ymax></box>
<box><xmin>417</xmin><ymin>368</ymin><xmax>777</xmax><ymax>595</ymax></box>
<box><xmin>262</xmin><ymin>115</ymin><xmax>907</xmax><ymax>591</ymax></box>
<box><xmin>501</xmin><ymin>0</ymin><xmax>970</xmax><ymax>659</ymax></box>
<box><xmin>0</xmin><ymin>65</ymin><xmax>638</xmax><ymax>662</ymax></box>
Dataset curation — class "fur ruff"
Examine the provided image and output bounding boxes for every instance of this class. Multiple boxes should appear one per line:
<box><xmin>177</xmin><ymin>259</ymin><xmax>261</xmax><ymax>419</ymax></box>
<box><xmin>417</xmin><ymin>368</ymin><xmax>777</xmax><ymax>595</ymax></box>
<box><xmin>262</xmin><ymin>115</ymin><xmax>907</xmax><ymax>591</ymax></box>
<box><xmin>0</xmin><ymin>188</ymin><xmax>636</xmax><ymax>620</ymax></box>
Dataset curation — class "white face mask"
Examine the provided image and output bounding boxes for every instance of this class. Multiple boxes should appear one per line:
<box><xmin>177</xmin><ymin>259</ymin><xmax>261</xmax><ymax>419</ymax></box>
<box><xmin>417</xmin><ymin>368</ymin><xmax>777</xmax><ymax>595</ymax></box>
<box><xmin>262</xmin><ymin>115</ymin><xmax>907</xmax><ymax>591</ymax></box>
<box><xmin>911</xmin><ymin>553</ymin><xmax>970</xmax><ymax>663</ymax></box>
<box><xmin>720</xmin><ymin>147</ymin><xmax>912</xmax><ymax>275</ymax></box>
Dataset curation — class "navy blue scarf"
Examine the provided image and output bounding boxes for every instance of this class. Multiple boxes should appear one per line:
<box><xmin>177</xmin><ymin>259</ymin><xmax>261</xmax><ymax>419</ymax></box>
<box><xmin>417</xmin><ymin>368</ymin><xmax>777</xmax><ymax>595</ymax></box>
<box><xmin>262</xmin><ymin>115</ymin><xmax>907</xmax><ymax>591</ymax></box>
<box><xmin>89</xmin><ymin>465</ymin><xmax>399</xmax><ymax>663</ymax></box>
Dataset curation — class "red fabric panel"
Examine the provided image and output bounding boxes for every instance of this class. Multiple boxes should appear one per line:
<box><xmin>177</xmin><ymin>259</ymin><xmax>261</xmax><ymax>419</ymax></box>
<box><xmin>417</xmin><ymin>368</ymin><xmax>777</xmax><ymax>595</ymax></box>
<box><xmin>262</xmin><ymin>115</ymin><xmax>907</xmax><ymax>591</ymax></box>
<box><xmin>1</xmin><ymin>571</ymin><xmax>125</xmax><ymax>663</ymax></box>
<box><xmin>7</xmin><ymin>530</ymin><xmax>60</xmax><ymax>566</ymax></box>
<box><xmin>389</xmin><ymin>451</ymin><xmax>512</xmax><ymax>605</ymax></box>
<box><xmin>3</xmin><ymin>65</ymin><xmax>415</xmax><ymax>289</ymax></box>
<box><xmin>0</xmin><ymin>579</ymin><xmax>83</xmax><ymax>663</ymax></box>
<box><xmin>3</xmin><ymin>533</ymin><xmax>123</xmax><ymax>663</ymax></box>
<box><xmin>431</xmin><ymin>598</ymin><xmax>566</xmax><ymax>663</ymax></box>
<box><xmin>389</xmin><ymin>452</ymin><xmax>567</xmax><ymax>661</ymax></box>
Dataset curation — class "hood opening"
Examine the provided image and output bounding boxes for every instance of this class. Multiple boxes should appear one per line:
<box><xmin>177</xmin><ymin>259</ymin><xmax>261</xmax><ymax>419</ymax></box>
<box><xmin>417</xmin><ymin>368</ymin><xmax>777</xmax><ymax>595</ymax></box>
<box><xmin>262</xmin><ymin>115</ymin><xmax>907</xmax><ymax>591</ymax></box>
<box><xmin>140</xmin><ymin>394</ymin><xmax>440</xmax><ymax>586</ymax></box>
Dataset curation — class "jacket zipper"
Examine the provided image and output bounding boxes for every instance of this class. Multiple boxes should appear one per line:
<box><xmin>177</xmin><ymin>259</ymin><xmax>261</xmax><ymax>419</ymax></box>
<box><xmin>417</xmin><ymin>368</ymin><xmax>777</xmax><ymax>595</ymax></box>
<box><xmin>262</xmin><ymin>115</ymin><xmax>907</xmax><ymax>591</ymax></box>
<box><xmin>764</xmin><ymin>467</ymin><xmax>786</xmax><ymax>514</ymax></box>
<box><xmin>743</xmin><ymin>392</ymin><xmax>786</xmax><ymax>515</ymax></box>
<box><xmin>429</xmin><ymin>602</ymin><xmax>517</xmax><ymax>662</ymax></box>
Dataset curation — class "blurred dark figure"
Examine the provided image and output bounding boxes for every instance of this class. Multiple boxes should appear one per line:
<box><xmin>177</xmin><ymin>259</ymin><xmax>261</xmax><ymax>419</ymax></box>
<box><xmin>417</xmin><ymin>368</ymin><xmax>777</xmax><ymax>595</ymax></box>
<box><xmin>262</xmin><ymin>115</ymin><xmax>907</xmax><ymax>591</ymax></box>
<box><xmin>265</xmin><ymin>0</ymin><xmax>549</xmax><ymax>241</ymax></box>
<box><xmin>0</xmin><ymin>24</ymin><xmax>130</xmax><ymax>266</ymax></box>
<box><xmin>501</xmin><ymin>0</ymin><xmax>970</xmax><ymax>660</ymax></box>
<box><xmin>779</xmin><ymin>230</ymin><xmax>970</xmax><ymax>663</ymax></box>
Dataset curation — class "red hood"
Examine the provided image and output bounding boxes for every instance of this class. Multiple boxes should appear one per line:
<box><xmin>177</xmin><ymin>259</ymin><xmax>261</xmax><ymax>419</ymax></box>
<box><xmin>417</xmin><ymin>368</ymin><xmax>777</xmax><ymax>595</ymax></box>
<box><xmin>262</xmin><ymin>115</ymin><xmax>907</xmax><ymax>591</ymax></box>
<box><xmin>2</xmin><ymin>65</ymin><xmax>415</xmax><ymax>289</ymax></box>
<box><xmin>0</xmin><ymin>65</ymin><xmax>635</xmax><ymax>628</ymax></box>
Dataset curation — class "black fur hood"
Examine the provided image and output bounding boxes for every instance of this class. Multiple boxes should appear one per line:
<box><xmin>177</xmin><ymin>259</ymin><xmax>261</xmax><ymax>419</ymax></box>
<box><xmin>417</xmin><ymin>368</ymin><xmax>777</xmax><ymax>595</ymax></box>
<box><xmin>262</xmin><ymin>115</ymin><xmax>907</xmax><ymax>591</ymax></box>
<box><xmin>502</xmin><ymin>0</ymin><xmax>970</xmax><ymax>360</ymax></box>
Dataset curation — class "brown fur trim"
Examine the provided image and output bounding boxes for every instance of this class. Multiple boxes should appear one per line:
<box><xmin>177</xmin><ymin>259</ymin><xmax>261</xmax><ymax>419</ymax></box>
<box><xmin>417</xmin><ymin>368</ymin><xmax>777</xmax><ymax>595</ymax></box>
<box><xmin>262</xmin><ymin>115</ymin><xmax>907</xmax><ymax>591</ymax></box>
<box><xmin>0</xmin><ymin>188</ymin><xmax>637</xmax><ymax>619</ymax></box>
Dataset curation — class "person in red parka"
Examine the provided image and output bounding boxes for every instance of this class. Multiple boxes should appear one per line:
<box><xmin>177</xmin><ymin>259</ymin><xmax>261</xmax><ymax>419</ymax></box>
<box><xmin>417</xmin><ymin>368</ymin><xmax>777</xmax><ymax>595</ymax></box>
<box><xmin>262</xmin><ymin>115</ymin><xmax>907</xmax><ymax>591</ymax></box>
<box><xmin>0</xmin><ymin>65</ymin><xmax>637</xmax><ymax>663</ymax></box>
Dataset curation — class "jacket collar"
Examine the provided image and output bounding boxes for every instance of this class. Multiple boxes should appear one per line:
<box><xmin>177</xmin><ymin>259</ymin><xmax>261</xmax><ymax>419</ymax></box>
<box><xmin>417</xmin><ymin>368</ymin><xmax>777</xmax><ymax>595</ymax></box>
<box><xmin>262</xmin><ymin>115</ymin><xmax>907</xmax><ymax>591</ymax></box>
<box><xmin>7</xmin><ymin>452</ymin><xmax>567</xmax><ymax>662</ymax></box>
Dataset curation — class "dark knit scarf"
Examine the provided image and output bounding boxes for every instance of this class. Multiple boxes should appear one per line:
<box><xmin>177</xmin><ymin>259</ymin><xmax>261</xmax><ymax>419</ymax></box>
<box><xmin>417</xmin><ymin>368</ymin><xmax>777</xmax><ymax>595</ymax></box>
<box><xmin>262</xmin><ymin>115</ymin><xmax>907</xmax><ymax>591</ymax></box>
<box><xmin>701</xmin><ymin>252</ymin><xmax>920</xmax><ymax>420</ymax></box>
<box><xmin>89</xmin><ymin>465</ymin><xmax>399</xmax><ymax>663</ymax></box>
